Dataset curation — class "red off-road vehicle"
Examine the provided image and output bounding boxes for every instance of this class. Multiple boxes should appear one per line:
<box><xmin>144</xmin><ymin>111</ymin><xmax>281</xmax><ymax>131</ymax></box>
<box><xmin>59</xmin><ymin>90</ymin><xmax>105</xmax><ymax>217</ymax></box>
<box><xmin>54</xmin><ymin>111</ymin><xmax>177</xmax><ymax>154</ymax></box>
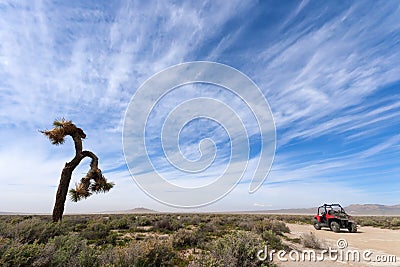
<box><xmin>313</xmin><ymin>204</ymin><xmax>357</xmax><ymax>233</ymax></box>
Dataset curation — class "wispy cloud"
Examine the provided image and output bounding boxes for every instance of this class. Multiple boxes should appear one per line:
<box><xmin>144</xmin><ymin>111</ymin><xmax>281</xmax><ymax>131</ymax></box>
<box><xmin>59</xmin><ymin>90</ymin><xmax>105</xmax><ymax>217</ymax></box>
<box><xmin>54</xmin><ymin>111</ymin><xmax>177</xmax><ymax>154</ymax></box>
<box><xmin>253</xmin><ymin>2</ymin><xmax>400</xmax><ymax>146</ymax></box>
<box><xmin>0</xmin><ymin>1</ymin><xmax>399</xmax><ymax>212</ymax></box>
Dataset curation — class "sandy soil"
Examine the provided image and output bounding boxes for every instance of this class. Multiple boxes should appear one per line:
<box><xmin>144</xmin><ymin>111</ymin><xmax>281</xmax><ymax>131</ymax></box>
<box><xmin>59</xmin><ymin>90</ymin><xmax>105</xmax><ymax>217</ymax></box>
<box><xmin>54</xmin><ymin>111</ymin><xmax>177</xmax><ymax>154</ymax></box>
<box><xmin>271</xmin><ymin>223</ymin><xmax>400</xmax><ymax>266</ymax></box>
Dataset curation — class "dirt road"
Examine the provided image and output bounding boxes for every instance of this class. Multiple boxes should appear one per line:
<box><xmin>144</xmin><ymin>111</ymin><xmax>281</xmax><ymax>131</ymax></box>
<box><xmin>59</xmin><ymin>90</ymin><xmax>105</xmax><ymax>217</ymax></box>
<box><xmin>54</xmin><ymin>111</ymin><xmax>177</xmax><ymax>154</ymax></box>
<box><xmin>272</xmin><ymin>223</ymin><xmax>400</xmax><ymax>266</ymax></box>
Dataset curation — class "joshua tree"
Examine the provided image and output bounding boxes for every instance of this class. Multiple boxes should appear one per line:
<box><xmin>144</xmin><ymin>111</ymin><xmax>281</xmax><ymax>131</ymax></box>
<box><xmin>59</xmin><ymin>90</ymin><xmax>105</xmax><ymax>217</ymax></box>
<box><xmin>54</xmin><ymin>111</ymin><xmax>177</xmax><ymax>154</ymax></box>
<box><xmin>41</xmin><ymin>118</ymin><xmax>114</xmax><ymax>222</ymax></box>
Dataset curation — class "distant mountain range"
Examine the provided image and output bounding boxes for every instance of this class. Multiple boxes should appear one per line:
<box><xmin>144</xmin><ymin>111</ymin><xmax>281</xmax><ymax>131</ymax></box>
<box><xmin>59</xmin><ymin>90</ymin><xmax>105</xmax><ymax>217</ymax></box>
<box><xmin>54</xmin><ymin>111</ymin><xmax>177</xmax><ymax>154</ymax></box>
<box><xmin>1</xmin><ymin>204</ymin><xmax>400</xmax><ymax>216</ymax></box>
<box><xmin>258</xmin><ymin>204</ymin><xmax>400</xmax><ymax>216</ymax></box>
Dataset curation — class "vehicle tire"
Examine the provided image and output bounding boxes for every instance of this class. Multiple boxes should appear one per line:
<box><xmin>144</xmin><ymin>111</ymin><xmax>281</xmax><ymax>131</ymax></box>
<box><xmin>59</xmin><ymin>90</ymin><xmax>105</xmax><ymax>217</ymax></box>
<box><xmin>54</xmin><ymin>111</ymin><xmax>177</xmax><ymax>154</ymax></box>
<box><xmin>348</xmin><ymin>223</ymin><xmax>357</xmax><ymax>233</ymax></box>
<box><xmin>330</xmin><ymin>221</ymin><xmax>340</xmax><ymax>232</ymax></box>
<box><xmin>314</xmin><ymin>221</ymin><xmax>321</xmax><ymax>230</ymax></box>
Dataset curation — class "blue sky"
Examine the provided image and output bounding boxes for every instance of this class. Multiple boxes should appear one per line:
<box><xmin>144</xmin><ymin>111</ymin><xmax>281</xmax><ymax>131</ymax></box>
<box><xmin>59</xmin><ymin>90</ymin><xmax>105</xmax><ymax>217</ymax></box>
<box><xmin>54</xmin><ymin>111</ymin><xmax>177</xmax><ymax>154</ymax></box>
<box><xmin>0</xmin><ymin>1</ymin><xmax>399</xmax><ymax>213</ymax></box>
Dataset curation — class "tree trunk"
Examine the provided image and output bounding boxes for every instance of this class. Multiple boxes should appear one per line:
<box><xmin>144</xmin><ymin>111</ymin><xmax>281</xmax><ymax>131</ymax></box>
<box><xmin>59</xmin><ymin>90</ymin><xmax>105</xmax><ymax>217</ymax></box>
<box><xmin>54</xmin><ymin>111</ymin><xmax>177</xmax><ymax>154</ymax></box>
<box><xmin>52</xmin><ymin>133</ymin><xmax>99</xmax><ymax>222</ymax></box>
<box><xmin>52</xmin><ymin>151</ymin><xmax>100</xmax><ymax>222</ymax></box>
<box><xmin>52</xmin><ymin>163</ymin><xmax>74</xmax><ymax>222</ymax></box>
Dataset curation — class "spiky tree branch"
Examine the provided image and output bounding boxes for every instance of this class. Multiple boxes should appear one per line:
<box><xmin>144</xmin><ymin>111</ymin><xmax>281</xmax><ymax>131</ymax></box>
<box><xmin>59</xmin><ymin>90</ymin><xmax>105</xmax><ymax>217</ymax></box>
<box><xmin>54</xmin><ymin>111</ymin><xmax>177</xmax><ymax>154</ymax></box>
<box><xmin>41</xmin><ymin>118</ymin><xmax>114</xmax><ymax>222</ymax></box>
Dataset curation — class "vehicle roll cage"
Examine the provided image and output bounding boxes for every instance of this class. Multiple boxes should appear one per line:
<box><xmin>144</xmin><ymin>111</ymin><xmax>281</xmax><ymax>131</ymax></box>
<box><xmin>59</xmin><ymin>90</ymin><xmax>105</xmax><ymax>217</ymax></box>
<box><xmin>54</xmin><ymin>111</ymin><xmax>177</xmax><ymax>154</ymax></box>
<box><xmin>318</xmin><ymin>204</ymin><xmax>346</xmax><ymax>215</ymax></box>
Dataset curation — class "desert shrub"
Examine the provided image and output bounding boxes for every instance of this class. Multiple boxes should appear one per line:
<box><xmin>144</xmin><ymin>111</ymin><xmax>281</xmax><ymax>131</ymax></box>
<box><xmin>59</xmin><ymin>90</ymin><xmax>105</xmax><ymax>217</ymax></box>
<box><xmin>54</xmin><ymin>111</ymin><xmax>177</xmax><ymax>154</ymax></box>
<box><xmin>99</xmin><ymin>239</ymin><xmax>179</xmax><ymax>267</ymax></box>
<box><xmin>96</xmin><ymin>245</ymin><xmax>116</xmax><ymax>266</ymax></box>
<box><xmin>105</xmin><ymin>231</ymin><xmax>118</xmax><ymax>246</ymax></box>
<box><xmin>355</xmin><ymin>216</ymin><xmax>400</xmax><ymax>229</ymax></box>
<box><xmin>301</xmin><ymin>232</ymin><xmax>323</xmax><ymax>249</ymax></box>
<box><xmin>271</xmin><ymin>215</ymin><xmax>311</xmax><ymax>225</ymax></box>
<box><xmin>187</xmin><ymin>254</ymin><xmax>219</xmax><ymax>267</ymax></box>
<box><xmin>38</xmin><ymin>222</ymin><xmax>67</xmax><ymax>243</ymax></box>
<box><xmin>357</xmin><ymin>218</ymin><xmax>376</xmax><ymax>227</ymax></box>
<box><xmin>225</xmin><ymin>215</ymin><xmax>240</xmax><ymax>226</ymax></box>
<box><xmin>144</xmin><ymin>240</ymin><xmax>178</xmax><ymax>266</ymax></box>
<box><xmin>209</xmin><ymin>231</ymin><xmax>265</xmax><ymax>267</ymax></box>
<box><xmin>0</xmin><ymin>216</ymin><xmax>24</xmax><ymax>225</ymax></box>
<box><xmin>253</xmin><ymin>219</ymin><xmax>290</xmax><ymax>236</ymax></box>
<box><xmin>128</xmin><ymin>214</ymin><xmax>137</xmax><ymax>221</ymax></box>
<box><xmin>5</xmin><ymin>218</ymin><xmax>44</xmax><ymax>243</ymax></box>
<box><xmin>0</xmin><ymin>219</ymin><xmax>9</xmax><ymax>234</ymax></box>
<box><xmin>189</xmin><ymin>214</ymin><xmax>202</xmax><ymax>225</ymax></box>
<box><xmin>154</xmin><ymin>218</ymin><xmax>182</xmax><ymax>232</ymax></box>
<box><xmin>136</xmin><ymin>216</ymin><xmax>153</xmax><ymax>226</ymax></box>
<box><xmin>198</xmin><ymin>222</ymin><xmax>218</xmax><ymax>235</ymax></box>
<box><xmin>73</xmin><ymin>223</ymin><xmax>87</xmax><ymax>232</ymax></box>
<box><xmin>62</xmin><ymin>215</ymin><xmax>91</xmax><ymax>231</ymax></box>
<box><xmin>81</xmin><ymin>222</ymin><xmax>111</xmax><ymax>244</ymax></box>
<box><xmin>109</xmin><ymin>217</ymin><xmax>130</xmax><ymax>230</ymax></box>
<box><xmin>200</xmin><ymin>214</ymin><xmax>213</xmax><ymax>223</ymax></box>
<box><xmin>33</xmin><ymin>234</ymin><xmax>99</xmax><ymax>267</ymax></box>
<box><xmin>180</xmin><ymin>214</ymin><xmax>202</xmax><ymax>226</ymax></box>
<box><xmin>261</xmin><ymin>230</ymin><xmax>287</xmax><ymax>250</ymax></box>
<box><xmin>172</xmin><ymin>229</ymin><xmax>200</xmax><ymax>249</ymax></box>
<box><xmin>1</xmin><ymin>241</ymin><xmax>43</xmax><ymax>267</ymax></box>
<box><xmin>237</xmin><ymin>220</ymin><xmax>255</xmax><ymax>231</ymax></box>
<box><xmin>390</xmin><ymin>218</ymin><xmax>400</xmax><ymax>228</ymax></box>
<box><xmin>194</xmin><ymin>222</ymin><xmax>221</xmax><ymax>244</ymax></box>
<box><xmin>209</xmin><ymin>216</ymin><xmax>225</xmax><ymax>226</ymax></box>
<box><xmin>0</xmin><ymin>237</ymin><xmax>11</xmax><ymax>257</ymax></box>
<box><xmin>1</xmin><ymin>217</ymin><xmax>66</xmax><ymax>244</ymax></box>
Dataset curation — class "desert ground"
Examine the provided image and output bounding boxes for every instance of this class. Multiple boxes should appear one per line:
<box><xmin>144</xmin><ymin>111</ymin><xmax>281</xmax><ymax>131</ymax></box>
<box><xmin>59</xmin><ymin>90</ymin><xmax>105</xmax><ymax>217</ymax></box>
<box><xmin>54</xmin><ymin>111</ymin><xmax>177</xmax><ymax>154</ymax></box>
<box><xmin>277</xmin><ymin>223</ymin><xmax>400</xmax><ymax>266</ymax></box>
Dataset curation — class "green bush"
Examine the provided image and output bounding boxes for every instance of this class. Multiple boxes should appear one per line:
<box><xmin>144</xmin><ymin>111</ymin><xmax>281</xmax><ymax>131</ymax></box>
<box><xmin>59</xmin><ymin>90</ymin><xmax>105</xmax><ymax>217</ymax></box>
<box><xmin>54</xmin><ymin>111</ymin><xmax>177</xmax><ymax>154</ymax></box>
<box><xmin>0</xmin><ymin>218</ymin><xmax>66</xmax><ymax>244</ymax></box>
<box><xmin>198</xmin><ymin>221</ymin><xmax>218</xmax><ymax>234</ymax></box>
<box><xmin>209</xmin><ymin>231</ymin><xmax>265</xmax><ymax>267</ymax></box>
<box><xmin>180</xmin><ymin>214</ymin><xmax>201</xmax><ymax>226</ymax></box>
<box><xmin>33</xmin><ymin>234</ymin><xmax>99</xmax><ymax>267</ymax></box>
<box><xmin>136</xmin><ymin>216</ymin><xmax>153</xmax><ymax>226</ymax></box>
<box><xmin>62</xmin><ymin>215</ymin><xmax>90</xmax><ymax>231</ymax></box>
<box><xmin>142</xmin><ymin>240</ymin><xmax>178</xmax><ymax>267</ymax></box>
<box><xmin>81</xmin><ymin>222</ymin><xmax>111</xmax><ymax>244</ymax></box>
<box><xmin>154</xmin><ymin>218</ymin><xmax>182</xmax><ymax>232</ymax></box>
<box><xmin>390</xmin><ymin>218</ymin><xmax>400</xmax><ymax>228</ymax></box>
<box><xmin>38</xmin><ymin>222</ymin><xmax>67</xmax><ymax>243</ymax></box>
<box><xmin>353</xmin><ymin>216</ymin><xmax>400</xmax><ymax>229</ymax></box>
<box><xmin>0</xmin><ymin>237</ymin><xmax>11</xmax><ymax>257</ymax></box>
<box><xmin>109</xmin><ymin>217</ymin><xmax>130</xmax><ymax>230</ymax></box>
<box><xmin>1</xmin><ymin>241</ymin><xmax>43</xmax><ymax>267</ymax></box>
<box><xmin>172</xmin><ymin>229</ymin><xmax>199</xmax><ymax>249</ymax></box>
<box><xmin>99</xmin><ymin>239</ymin><xmax>179</xmax><ymax>267</ymax></box>
<box><xmin>253</xmin><ymin>219</ymin><xmax>290</xmax><ymax>236</ymax></box>
<box><xmin>261</xmin><ymin>230</ymin><xmax>287</xmax><ymax>251</ymax></box>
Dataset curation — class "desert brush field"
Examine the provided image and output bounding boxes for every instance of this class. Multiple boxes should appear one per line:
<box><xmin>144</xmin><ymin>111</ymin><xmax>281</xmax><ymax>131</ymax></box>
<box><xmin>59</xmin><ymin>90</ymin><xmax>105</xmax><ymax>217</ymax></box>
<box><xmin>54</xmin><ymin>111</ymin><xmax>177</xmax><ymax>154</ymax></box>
<box><xmin>0</xmin><ymin>214</ymin><xmax>399</xmax><ymax>266</ymax></box>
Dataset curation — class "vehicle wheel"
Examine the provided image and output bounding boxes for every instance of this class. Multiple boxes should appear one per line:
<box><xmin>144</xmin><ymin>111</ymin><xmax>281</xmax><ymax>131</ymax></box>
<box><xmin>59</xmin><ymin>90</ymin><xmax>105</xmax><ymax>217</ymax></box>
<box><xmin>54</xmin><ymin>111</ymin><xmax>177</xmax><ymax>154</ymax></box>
<box><xmin>348</xmin><ymin>223</ymin><xmax>357</xmax><ymax>233</ymax></box>
<box><xmin>330</xmin><ymin>221</ymin><xmax>340</xmax><ymax>232</ymax></box>
<box><xmin>314</xmin><ymin>222</ymin><xmax>321</xmax><ymax>230</ymax></box>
